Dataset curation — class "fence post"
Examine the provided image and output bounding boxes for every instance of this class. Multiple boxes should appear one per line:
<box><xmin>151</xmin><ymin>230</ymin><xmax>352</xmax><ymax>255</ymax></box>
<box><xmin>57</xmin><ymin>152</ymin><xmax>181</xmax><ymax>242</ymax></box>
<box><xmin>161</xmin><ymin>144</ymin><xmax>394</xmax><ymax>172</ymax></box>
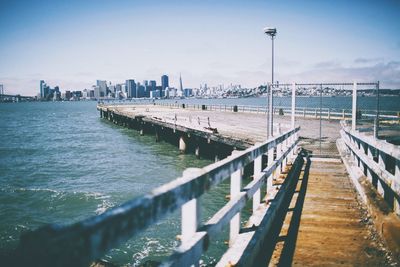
<box><xmin>352</xmin><ymin>82</ymin><xmax>357</xmax><ymax>131</ymax></box>
<box><xmin>230</xmin><ymin>158</ymin><xmax>242</xmax><ymax>245</ymax></box>
<box><xmin>377</xmin><ymin>151</ymin><xmax>386</xmax><ymax>196</ymax></box>
<box><xmin>395</xmin><ymin>160</ymin><xmax>400</xmax><ymax>216</ymax></box>
<box><xmin>374</xmin><ymin>81</ymin><xmax>380</xmax><ymax>139</ymax></box>
<box><xmin>366</xmin><ymin>145</ymin><xmax>374</xmax><ymax>183</ymax></box>
<box><xmin>253</xmin><ymin>155</ymin><xmax>262</xmax><ymax>214</ymax></box>
<box><xmin>266</xmin><ymin>146</ymin><xmax>274</xmax><ymax>198</ymax></box>
<box><xmin>292</xmin><ymin>82</ymin><xmax>296</xmax><ymax>128</ymax></box>
<box><xmin>181</xmin><ymin>168</ymin><xmax>202</xmax><ymax>244</ymax></box>
<box><xmin>276</xmin><ymin>142</ymin><xmax>283</xmax><ymax>175</ymax></box>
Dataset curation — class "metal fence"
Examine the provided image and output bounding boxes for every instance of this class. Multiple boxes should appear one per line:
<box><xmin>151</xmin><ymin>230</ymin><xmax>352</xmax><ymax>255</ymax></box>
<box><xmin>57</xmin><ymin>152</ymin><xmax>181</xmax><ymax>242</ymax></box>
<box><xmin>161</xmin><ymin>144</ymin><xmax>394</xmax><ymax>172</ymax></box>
<box><xmin>267</xmin><ymin>82</ymin><xmax>400</xmax><ymax>155</ymax></box>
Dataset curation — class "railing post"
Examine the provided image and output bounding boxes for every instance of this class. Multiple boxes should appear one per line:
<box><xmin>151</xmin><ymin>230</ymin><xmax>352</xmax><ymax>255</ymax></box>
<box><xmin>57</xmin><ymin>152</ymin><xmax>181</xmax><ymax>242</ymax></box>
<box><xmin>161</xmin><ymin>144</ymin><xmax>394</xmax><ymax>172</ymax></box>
<box><xmin>395</xmin><ymin>160</ymin><xmax>400</xmax><ymax>216</ymax></box>
<box><xmin>366</xmin><ymin>145</ymin><xmax>374</xmax><ymax>183</ymax></box>
<box><xmin>352</xmin><ymin>82</ymin><xmax>357</xmax><ymax>131</ymax></box>
<box><xmin>375</xmin><ymin>81</ymin><xmax>380</xmax><ymax>139</ymax></box>
<box><xmin>276</xmin><ymin>142</ymin><xmax>283</xmax><ymax>175</ymax></box>
<box><xmin>294</xmin><ymin>130</ymin><xmax>298</xmax><ymax>156</ymax></box>
<box><xmin>291</xmin><ymin>82</ymin><xmax>296</xmax><ymax>128</ymax></box>
<box><xmin>253</xmin><ymin>155</ymin><xmax>262</xmax><ymax>214</ymax></box>
<box><xmin>230</xmin><ymin>151</ymin><xmax>242</xmax><ymax>245</ymax></box>
<box><xmin>377</xmin><ymin>151</ymin><xmax>386</xmax><ymax>196</ymax></box>
<box><xmin>181</xmin><ymin>168</ymin><xmax>202</xmax><ymax>244</ymax></box>
<box><xmin>266</xmin><ymin>146</ymin><xmax>274</xmax><ymax>197</ymax></box>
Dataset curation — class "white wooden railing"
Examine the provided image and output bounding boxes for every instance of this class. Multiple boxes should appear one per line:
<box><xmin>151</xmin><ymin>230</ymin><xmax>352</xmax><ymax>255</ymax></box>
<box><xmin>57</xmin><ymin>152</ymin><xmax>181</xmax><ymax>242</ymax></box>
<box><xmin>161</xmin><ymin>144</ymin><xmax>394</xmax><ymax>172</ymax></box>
<box><xmin>15</xmin><ymin>127</ymin><xmax>301</xmax><ymax>267</ymax></box>
<box><xmin>340</xmin><ymin>122</ymin><xmax>400</xmax><ymax>216</ymax></box>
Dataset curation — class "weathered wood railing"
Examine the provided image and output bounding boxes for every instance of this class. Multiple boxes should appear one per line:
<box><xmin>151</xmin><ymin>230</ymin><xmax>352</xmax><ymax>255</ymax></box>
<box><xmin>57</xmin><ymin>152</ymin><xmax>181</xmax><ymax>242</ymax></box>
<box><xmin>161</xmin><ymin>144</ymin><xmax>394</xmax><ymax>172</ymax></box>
<box><xmin>14</xmin><ymin>127</ymin><xmax>301</xmax><ymax>267</ymax></box>
<box><xmin>340</xmin><ymin>122</ymin><xmax>400</xmax><ymax>216</ymax></box>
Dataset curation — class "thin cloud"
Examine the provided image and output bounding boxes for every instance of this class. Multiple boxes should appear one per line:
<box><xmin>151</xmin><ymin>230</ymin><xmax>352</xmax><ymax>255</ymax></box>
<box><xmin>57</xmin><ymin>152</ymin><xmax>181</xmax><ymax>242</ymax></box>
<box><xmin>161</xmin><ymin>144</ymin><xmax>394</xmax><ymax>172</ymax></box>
<box><xmin>286</xmin><ymin>61</ymin><xmax>400</xmax><ymax>88</ymax></box>
<box><xmin>313</xmin><ymin>61</ymin><xmax>341</xmax><ymax>69</ymax></box>
<box><xmin>354</xmin><ymin>57</ymin><xmax>383</xmax><ymax>64</ymax></box>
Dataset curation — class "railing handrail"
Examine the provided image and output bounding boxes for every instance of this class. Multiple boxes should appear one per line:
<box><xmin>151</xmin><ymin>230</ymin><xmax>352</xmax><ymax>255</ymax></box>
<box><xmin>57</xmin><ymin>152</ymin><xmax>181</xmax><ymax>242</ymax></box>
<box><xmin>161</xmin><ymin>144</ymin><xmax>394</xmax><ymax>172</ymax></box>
<box><xmin>341</xmin><ymin>121</ymin><xmax>400</xmax><ymax>159</ymax></box>
<box><xmin>15</xmin><ymin>127</ymin><xmax>300</xmax><ymax>267</ymax></box>
<box><xmin>98</xmin><ymin>102</ymin><xmax>400</xmax><ymax>117</ymax></box>
<box><xmin>340</xmin><ymin>121</ymin><xmax>400</xmax><ymax>216</ymax></box>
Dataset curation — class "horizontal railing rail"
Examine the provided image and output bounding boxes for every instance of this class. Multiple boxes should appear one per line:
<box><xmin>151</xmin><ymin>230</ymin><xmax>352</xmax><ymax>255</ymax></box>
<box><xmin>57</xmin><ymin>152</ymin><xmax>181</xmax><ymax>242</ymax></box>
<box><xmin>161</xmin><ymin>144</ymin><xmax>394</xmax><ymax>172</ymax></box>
<box><xmin>14</xmin><ymin>127</ymin><xmax>301</xmax><ymax>267</ymax></box>
<box><xmin>340</xmin><ymin>121</ymin><xmax>400</xmax><ymax>216</ymax></box>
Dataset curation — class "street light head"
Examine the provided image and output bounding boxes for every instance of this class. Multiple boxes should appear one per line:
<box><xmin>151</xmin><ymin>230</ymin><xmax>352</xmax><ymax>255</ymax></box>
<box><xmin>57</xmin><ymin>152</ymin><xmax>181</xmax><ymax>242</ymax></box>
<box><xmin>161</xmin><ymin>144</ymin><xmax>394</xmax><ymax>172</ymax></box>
<box><xmin>263</xmin><ymin>27</ymin><xmax>277</xmax><ymax>37</ymax></box>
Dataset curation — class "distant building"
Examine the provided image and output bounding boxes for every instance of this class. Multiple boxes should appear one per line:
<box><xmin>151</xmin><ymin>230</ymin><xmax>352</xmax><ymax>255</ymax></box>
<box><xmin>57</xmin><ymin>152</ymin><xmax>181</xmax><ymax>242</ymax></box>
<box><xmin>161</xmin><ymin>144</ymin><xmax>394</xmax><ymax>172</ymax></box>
<box><xmin>168</xmin><ymin>87</ymin><xmax>177</xmax><ymax>98</ymax></box>
<box><xmin>40</xmin><ymin>80</ymin><xmax>50</xmax><ymax>99</ymax></box>
<box><xmin>96</xmin><ymin>80</ymin><xmax>107</xmax><ymax>98</ymax></box>
<box><xmin>65</xmin><ymin>90</ymin><xmax>72</xmax><ymax>100</ymax></box>
<box><xmin>156</xmin><ymin>86</ymin><xmax>163</xmax><ymax>97</ymax></box>
<box><xmin>109</xmin><ymin>85</ymin><xmax>115</xmax><ymax>94</ymax></box>
<box><xmin>136</xmin><ymin>82</ymin><xmax>145</xmax><ymax>98</ymax></box>
<box><xmin>40</xmin><ymin>80</ymin><xmax>45</xmax><ymax>98</ymax></box>
<box><xmin>161</xmin><ymin>75</ymin><xmax>169</xmax><ymax>91</ymax></box>
<box><xmin>150</xmin><ymin>90</ymin><xmax>160</xmax><ymax>98</ymax></box>
<box><xmin>126</xmin><ymin>79</ymin><xmax>137</xmax><ymax>98</ymax></box>
<box><xmin>149</xmin><ymin>80</ymin><xmax>156</xmax><ymax>92</ymax></box>
<box><xmin>164</xmin><ymin>87</ymin><xmax>170</xmax><ymax>98</ymax></box>
<box><xmin>184</xmin><ymin>88</ymin><xmax>193</xmax><ymax>97</ymax></box>
<box><xmin>179</xmin><ymin>73</ymin><xmax>183</xmax><ymax>92</ymax></box>
<box><xmin>93</xmin><ymin>85</ymin><xmax>101</xmax><ymax>99</ymax></box>
<box><xmin>82</xmin><ymin>89</ymin><xmax>89</xmax><ymax>99</ymax></box>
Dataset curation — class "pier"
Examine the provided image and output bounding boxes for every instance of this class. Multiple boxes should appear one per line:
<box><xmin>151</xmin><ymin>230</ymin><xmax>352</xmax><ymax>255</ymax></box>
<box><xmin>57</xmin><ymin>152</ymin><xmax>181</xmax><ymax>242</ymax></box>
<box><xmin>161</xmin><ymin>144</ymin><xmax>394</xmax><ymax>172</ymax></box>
<box><xmin>10</xmin><ymin>94</ymin><xmax>400</xmax><ymax>266</ymax></box>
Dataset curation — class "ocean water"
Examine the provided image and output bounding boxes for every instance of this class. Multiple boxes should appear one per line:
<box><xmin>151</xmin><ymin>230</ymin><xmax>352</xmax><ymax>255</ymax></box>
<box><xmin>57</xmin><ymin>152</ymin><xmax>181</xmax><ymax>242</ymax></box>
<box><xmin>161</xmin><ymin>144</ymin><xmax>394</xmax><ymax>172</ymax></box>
<box><xmin>0</xmin><ymin>101</ymin><xmax>227</xmax><ymax>266</ymax></box>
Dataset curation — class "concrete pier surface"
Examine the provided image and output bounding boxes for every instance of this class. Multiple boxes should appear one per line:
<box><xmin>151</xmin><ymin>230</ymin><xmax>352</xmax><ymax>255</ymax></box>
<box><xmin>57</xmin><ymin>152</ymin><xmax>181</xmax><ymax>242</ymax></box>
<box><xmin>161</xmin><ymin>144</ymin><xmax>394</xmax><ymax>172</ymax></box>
<box><xmin>98</xmin><ymin>104</ymin><xmax>341</xmax><ymax>144</ymax></box>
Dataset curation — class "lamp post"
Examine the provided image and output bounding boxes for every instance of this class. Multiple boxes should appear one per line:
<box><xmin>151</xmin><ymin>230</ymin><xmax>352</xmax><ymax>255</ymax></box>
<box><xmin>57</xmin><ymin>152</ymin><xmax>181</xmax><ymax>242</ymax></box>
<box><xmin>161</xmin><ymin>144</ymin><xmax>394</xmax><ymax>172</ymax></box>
<box><xmin>264</xmin><ymin>27</ymin><xmax>276</xmax><ymax>137</ymax></box>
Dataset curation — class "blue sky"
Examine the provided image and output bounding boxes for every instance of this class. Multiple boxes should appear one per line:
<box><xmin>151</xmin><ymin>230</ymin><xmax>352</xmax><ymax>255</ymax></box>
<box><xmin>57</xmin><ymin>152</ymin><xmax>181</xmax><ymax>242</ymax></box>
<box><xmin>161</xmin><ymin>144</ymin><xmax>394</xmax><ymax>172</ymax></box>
<box><xmin>1</xmin><ymin>0</ymin><xmax>399</xmax><ymax>95</ymax></box>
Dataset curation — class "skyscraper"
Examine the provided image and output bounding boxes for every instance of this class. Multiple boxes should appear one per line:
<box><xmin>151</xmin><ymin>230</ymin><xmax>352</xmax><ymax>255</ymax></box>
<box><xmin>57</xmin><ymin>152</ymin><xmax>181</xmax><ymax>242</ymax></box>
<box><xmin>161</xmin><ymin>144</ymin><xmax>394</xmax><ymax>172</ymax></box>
<box><xmin>149</xmin><ymin>80</ymin><xmax>156</xmax><ymax>92</ymax></box>
<box><xmin>40</xmin><ymin>80</ymin><xmax>45</xmax><ymax>98</ymax></box>
<box><xmin>161</xmin><ymin>75</ymin><xmax>169</xmax><ymax>91</ymax></box>
<box><xmin>96</xmin><ymin>80</ymin><xmax>107</xmax><ymax>98</ymax></box>
<box><xmin>126</xmin><ymin>79</ymin><xmax>136</xmax><ymax>98</ymax></box>
<box><xmin>179</xmin><ymin>73</ymin><xmax>183</xmax><ymax>92</ymax></box>
<box><xmin>136</xmin><ymin>82</ymin><xmax>145</xmax><ymax>98</ymax></box>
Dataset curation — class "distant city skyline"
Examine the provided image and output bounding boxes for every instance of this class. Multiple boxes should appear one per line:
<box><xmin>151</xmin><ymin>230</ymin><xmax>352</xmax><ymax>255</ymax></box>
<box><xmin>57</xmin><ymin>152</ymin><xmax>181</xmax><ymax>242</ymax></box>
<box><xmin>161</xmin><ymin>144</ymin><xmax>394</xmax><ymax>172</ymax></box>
<box><xmin>1</xmin><ymin>0</ymin><xmax>399</xmax><ymax>95</ymax></box>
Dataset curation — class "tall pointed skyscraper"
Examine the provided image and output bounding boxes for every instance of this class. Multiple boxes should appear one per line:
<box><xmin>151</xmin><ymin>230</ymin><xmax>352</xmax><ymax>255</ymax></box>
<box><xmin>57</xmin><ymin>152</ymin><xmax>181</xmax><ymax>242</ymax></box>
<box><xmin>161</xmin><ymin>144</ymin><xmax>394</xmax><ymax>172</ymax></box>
<box><xmin>179</xmin><ymin>73</ymin><xmax>183</xmax><ymax>93</ymax></box>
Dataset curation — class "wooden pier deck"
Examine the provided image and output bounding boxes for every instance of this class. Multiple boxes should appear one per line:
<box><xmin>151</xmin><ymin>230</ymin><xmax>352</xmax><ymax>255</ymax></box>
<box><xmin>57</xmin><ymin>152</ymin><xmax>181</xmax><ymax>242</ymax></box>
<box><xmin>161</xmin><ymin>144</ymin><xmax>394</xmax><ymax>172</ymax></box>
<box><xmin>270</xmin><ymin>158</ymin><xmax>391</xmax><ymax>266</ymax></box>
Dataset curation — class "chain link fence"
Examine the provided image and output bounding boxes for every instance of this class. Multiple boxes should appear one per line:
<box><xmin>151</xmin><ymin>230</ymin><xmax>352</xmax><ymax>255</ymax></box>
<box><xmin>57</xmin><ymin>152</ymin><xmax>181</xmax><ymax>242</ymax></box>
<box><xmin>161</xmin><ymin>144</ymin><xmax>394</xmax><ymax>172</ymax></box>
<box><xmin>356</xmin><ymin>83</ymin><xmax>400</xmax><ymax>145</ymax></box>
